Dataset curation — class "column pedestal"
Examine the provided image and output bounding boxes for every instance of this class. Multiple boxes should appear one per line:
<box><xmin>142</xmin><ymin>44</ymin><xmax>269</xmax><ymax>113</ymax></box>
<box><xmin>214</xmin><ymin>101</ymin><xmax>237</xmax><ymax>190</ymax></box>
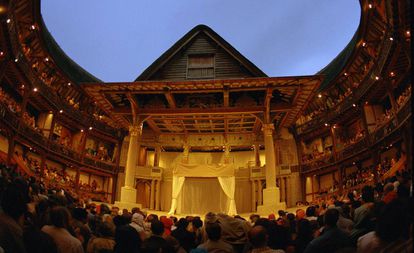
<box><xmin>115</xmin><ymin>186</ymin><xmax>141</xmax><ymax>210</ymax></box>
<box><xmin>257</xmin><ymin>187</ymin><xmax>286</xmax><ymax>215</ymax></box>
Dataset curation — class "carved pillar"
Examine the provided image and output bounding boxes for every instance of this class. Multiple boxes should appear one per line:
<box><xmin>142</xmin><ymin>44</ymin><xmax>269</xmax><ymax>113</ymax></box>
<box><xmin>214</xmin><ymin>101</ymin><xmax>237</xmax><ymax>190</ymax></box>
<box><xmin>257</xmin><ymin>180</ymin><xmax>263</xmax><ymax>205</ymax></box>
<box><xmin>251</xmin><ymin>180</ymin><xmax>256</xmax><ymax>212</ymax></box>
<box><xmin>263</xmin><ymin>123</ymin><xmax>277</xmax><ymax>188</ymax></box>
<box><xmin>119</xmin><ymin>124</ymin><xmax>141</xmax><ymax>204</ymax></box>
<box><xmin>182</xmin><ymin>144</ymin><xmax>190</xmax><ymax>163</ymax></box>
<box><xmin>155</xmin><ymin>179</ymin><xmax>161</xmax><ymax>210</ymax></box>
<box><xmin>154</xmin><ymin>143</ymin><xmax>161</xmax><ymax>167</ymax></box>
<box><xmin>256</xmin><ymin>123</ymin><xmax>286</xmax><ymax>214</ymax></box>
<box><xmin>150</xmin><ymin>179</ymin><xmax>155</xmax><ymax>210</ymax></box>
<box><xmin>254</xmin><ymin>142</ymin><xmax>261</xmax><ymax>167</ymax></box>
<box><xmin>224</xmin><ymin>144</ymin><xmax>231</xmax><ymax>164</ymax></box>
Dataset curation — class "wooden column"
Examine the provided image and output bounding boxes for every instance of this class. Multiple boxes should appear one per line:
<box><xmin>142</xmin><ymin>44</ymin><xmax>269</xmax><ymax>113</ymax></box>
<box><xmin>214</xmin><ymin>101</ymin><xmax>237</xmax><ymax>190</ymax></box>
<box><xmin>251</xmin><ymin>180</ymin><xmax>256</xmax><ymax>212</ymax></box>
<box><xmin>155</xmin><ymin>179</ymin><xmax>161</xmax><ymax>210</ymax></box>
<box><xmin>150</xmin><ymin>179</ymin><xmax>155</xmax><ymax>210</ymax></box>
<box><xmin>257</xmin><ymin>180</ymin><xmax>263</xmax><ymax>205</ymax></box>
<box><xmin>330</xmin><ymin>126</ymin><xmax>338</xmax><ymax>161</ymax></box>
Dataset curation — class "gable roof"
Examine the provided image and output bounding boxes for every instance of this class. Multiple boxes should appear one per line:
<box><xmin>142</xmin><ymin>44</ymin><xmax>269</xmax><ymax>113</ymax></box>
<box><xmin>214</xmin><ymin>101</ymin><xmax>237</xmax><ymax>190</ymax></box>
<box><xmin>135</xmin><ymin>24</ymin><xmax>267</xmax><ymax>81</ymax></box>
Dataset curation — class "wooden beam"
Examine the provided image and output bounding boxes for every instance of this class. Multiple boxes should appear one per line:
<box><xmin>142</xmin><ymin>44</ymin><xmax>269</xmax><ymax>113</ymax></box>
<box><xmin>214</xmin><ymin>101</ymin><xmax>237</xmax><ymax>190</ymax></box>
<box><xmin>145</xmin><ymin>119</ymin><xmax>161</xmax><ymax>134</ymax></box>
<box><xmin>126</xmin><ymin>92</ymin><xmax>139</xmax><ymax>124</ymax></box>
<box><xmin>112</xmin><ymin>105</ymin><xmax>293</xmax><ymax>115</ymax></box>
<box><xmin>164</xmin><ymin>90</ymin><xmax>176</xmax><ymax>108</ymax></box>
<box><xmin>223</xmin><ymin>86</ymin><xmax>230</xmax><ymax>107</ymax></box>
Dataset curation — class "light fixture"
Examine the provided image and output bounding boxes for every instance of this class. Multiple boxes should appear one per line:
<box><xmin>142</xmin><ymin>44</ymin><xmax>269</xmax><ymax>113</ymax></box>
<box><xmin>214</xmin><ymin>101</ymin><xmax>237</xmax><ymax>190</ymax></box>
<box><xmin>80</xmin><ymin>129</ymin><xmax>84</xmax><ymax>133</ymax></box>
<box><xmin>368</xmin><ymin>4</ymin><xmax>372</xmax><ymax>9</ymax></box>
<box><xmin>406</xmin><ymin>31</ymin><xmax>410</xmax><ymax>36</ymax></box>
<box><xmin>0</xmin><ymin>51</ymin><xmax>4</xmax><ymax>56</ymax></box>
<box><xmin>318</xmin><ymin>94</ymin><xmax>322</xmax><ymax>98</ymax></box>
<box><xmin>333</xmin><ymin>125</ymin><xmax>337</xmax><ymax>129</ymax></box>
<box><xmin>6</xmin><ymin>19</ymin><xmax>10</xmax><ymax>24</ymax></box>
<box><xmin>33</xmin><ymin>87</ymin><xmax>38</xmax><ymax>92</ymax></box>
<box><xmin>324</xmin><ymin>123</ymin><xmax>329</xmax><ymax>126</ymax></box>
<box><xmin>352</xmin><ymin>103</ymin><xmax>356</xmax><ymax>107</ymax></box>
<box><xmin>44</xmin><ymin>57</ymin><xmax>49</xmax><ymax>62</ymax></box>
<box><xmin>365</xmin><ymin>101</ymin><xmax>369</xmax><ymax>105</ymax></box>
<box><xmin>89</xmin><ymin>126</ymin><xmax>93</xmax><ymax>130</ymax></box>
<box><xmin>59</xmin><ymin>109</ymin><xmax>63</xmax><ymax>113</ymax></box>
<box><xmin>21</xmin><ymin>84</ymin><xmax>24</xmax><ymax>88</ymax></box>
<box><xmin>375</xmin><ymin>76</ymin><xmax>379</xmax><ymax>80</ymax></box>
<box><xmin>389</xmin><ymin>37</ymin><xmax>393</xmax><ymax>41</ymax></box>
<box><xmin>30</xmin><ymin>25</ymin><xmax>36</xmax><ymax>30</ymax></box>
<box><xmin>362</xmin><ymin>42</ymin><xmax>366</xmax><ymax>47</ymax></box>
<box><xmin>14</xmin><ymin>58</ymin><xmax>18</xmax><ymax>62</ymax></box>
<box><xmin>390</xmin><ymin>72</ymin><xmax>395</xmax><ymax>77</ymax></box>
<box><xmin>344</xmin><ymin>72</ymin><xmax>348</xmax><ymax>76</ymax></box>
<box><xmin>67</xmin><ymin>82</ymin><xmax>71</xmax><ymax>86</ymax></box>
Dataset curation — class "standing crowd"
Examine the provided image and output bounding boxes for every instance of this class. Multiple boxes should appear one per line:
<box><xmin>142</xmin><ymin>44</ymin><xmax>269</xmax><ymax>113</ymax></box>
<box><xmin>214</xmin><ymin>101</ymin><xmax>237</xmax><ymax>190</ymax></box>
<box><xmin>0</xmin><ymin>161</ymin><xmax>412</xmax><ymax>253</ymax></box>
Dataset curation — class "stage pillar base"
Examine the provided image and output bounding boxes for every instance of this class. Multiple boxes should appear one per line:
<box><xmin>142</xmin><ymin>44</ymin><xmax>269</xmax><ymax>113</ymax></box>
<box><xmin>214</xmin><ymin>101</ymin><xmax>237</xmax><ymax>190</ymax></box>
<box><xmin>257</xmin><ymin>187</ymin><xmax>286</xmax><ymax>216</ymax></box>
<box><xmin>114</xmin><ymin>186</ymin><xmax>141</xmax><ymax>211</ymax></box>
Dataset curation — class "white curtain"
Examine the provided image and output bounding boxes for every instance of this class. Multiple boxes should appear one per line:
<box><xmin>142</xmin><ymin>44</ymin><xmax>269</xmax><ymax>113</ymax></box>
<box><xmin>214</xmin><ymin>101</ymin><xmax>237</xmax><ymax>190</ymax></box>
<box><xmin>178</xmin><ymin>178</ymin><xmax>228</xmax><ymax>214</ymax></box>
<box><xmin>218</xmin><ymin>176</ymin><xmax>237</xmax><ymax>215</ymax></box>
<box><xmin>168</xmin><ymin>176</ymin><xmax>185</xmax><ymax>215</ymax></box>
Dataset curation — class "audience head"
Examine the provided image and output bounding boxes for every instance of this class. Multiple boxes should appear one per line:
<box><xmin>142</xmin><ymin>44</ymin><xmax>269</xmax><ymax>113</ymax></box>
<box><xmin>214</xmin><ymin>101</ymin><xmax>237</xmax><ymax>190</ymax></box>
<box><xmin>0</xmin><ymin>182</ymin><xmax>28</xmax><ymax>220</ymax></box>
<box><xmin>376</xmin><ymin>199</ymin><xmax>409</xmax><ymax>242</ymax></box>
<box><xmin>49</xmin><ymin>206</ymin><xmax>71</xmax><ymax>229</ymax></box>
<box><xmin>361</xmin><ymin>185</ymin><xmax>375</xmax><ymax>203</ymax></box>
<box><xmin>72</xmin><ymin>207</ymin><xmax>88</xmax><ymax>223</ymax></box>
<box><xmin>176</xmin><ymin>217</ymin><xmax>189</xmax><ymax>230</ymax></box>
<box><xmin>296</xmin><ymin>209</ymin><xmax>306</xmax><ymax>220</ymax></box>
<box><xmin>324</xmin><ymin>208</ymin><xmax>339</xmax><ymax>228</ymax></box>
<box><xmin>192</xmin><ymin>217</ymin><xmax>203</xmax><ymax>229</ymax></box>
<box><xmin>205</xmin><ymin>222</ymin><xmax>222</xmax><ymax>241</ymax></box>
<box><xmin>151</xmin><ymin>219</ymin><xmax>164</xmax><ymax>236</ymax></box>
<box><xmin>306</xmin><ymin>206</ymin><xmax>316</xmax><ymax>217</ymax></box>
<box><xmin>278</xmin><ymin>210</ymin><xmax>286</xmax><ymax>218</ymax></box>
<box><xmin>249</xmin><ymin>225</ymin><xmax>268</xmax><ymax>248</ymax></box>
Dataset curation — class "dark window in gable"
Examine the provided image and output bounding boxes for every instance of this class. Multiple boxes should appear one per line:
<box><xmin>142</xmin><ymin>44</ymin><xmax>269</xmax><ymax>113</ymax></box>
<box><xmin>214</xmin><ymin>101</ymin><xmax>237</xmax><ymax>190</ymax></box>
<box><xmin>187</xmin><ymin>54</ymin><xmax>215</xmax><ymax>79</ymax></box>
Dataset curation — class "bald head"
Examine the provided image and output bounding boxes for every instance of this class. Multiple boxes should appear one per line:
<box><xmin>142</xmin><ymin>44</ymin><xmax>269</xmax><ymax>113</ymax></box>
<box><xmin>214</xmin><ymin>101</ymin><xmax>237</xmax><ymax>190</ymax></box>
<box><xmin>249</xmin><ymin>225</ymin><xmax>268</xmax><ymax>248</ymax></box>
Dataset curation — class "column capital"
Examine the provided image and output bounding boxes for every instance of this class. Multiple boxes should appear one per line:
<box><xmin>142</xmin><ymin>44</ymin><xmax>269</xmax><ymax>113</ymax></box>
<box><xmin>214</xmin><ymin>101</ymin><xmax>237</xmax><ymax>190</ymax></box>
<box><xmin>262</xmin><ymin>123</ymin><xmax>275</xmax><ymax>136</ymax></box>
<box><xmin>129</xmin><ymin>124</ymin><xmax>142</xmax><ymax>137</ymax></box>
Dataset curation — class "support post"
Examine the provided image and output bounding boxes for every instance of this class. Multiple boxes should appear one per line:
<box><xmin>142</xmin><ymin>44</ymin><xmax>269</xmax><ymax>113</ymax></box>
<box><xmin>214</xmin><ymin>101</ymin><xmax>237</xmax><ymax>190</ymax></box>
<box><xmin>257</xmin><ymin>123</ymin><xmax>286</xmax><ymax>215</ymax></box>
<box><xmin>115</xmin><ymin>123</ymin><xmax>142</xmax><ymax>210</ymax></box>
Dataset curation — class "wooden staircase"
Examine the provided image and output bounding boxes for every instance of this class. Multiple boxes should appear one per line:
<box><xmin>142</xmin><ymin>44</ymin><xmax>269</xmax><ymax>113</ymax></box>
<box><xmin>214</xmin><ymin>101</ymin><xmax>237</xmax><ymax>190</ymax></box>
<box><xmin>382</xmin><ymin>155</ymin><xmax>406</xmax><ymax>180</ymax></box>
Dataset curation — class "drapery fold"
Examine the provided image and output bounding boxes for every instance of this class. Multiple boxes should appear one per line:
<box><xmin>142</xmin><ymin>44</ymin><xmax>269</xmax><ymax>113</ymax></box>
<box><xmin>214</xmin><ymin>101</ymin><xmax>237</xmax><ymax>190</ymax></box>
<box><xmin>168</xmin><ymin>176</ymin><xmax>185</xmax><ymax>215</ymax></box>
<box><xmin>218</xmin><ymin>176</ymin><xmax>237</xmax><ymax>215</ymax></box>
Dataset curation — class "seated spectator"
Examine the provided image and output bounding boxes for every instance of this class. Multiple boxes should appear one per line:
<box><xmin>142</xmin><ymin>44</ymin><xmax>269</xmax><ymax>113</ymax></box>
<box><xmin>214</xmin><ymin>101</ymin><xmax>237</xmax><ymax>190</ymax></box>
<box><xmin>113</xmin><ymin>222</ymin><xmax>141</xmax><ymax>253</ymax></box>
<box><xmin>142</xmin><ymin>220</ymin><xmax>173</xmax><ymax>253</ymax></box>
<box><xmin>357</xmin><ymin>199</ymin><xmax>411</xmax><ymax>253</ymax></box>
<box><xmin>41</xmin><ymin>206</ymin><xmax>84</xmax><ymax>253</ymax></box>
<box><xmin>292</xmin><ymin>219</ymin><xmax>314</xmax><ymax>253</ymax></box>
<box><xmin>382</xmin><ymin>183</ymin><xmax>397</xmax><ymax>204</ymax></box>
<box><xmin>171</xmin><ymin>218</ymin><xmax>196</xmax><ymax>252</ymax></box>
<box><xmin>350</xmin><ymin>185</ymin><xmax>375</xmax><ymax>243</ymax></box>
<box><xmin>197</xmin><ymin>222</ymin><xmax>234</xmax><ymax>253</ymax></box>
<box><xmin>248</xmin><ymin>225</ymin><xmax>284</xmax><ymax>253</ymax></box>
<box><xmin>304</xmin><ymin>208</ymin><xmax>352</xmax><ymax>253</ymax></box>
<box><xmin>130</xmin><ymin>212</ymin><xmax>147</xmax><ymax>241</ymax></box>
<box><xmin>0</xmin><ymin>182</ymin><xmax>28</xmax><ymax>253</ymax></box>
<box><xmin>87</xmin><ymin>221</ymin><xmax>115</xmax><ymax>253</ymax></box>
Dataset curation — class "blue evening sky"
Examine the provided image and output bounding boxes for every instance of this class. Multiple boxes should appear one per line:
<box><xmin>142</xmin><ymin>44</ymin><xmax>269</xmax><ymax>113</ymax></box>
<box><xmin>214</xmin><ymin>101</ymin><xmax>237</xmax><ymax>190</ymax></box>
<box><xmin>41</xmin><ymin>0</ymin><xmax>360</xmax><ymax>82</ymax></box>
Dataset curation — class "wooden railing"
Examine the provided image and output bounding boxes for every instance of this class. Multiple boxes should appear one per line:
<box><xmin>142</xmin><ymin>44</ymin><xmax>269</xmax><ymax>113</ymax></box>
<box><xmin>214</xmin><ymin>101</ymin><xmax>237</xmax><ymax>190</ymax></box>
<box><xmin>5</xmin><ymin>12</ymin><xmax>118</xmax><ymax>137</ymax></box>
<box><xmin>296</xmin><ymin>30</ymin><xmax>394</xmax><ymax>135</ymax></box>
<box><xmin>0</xmin><ymin>103</ymin><xmax>117</xmax><ymax>173</ymax></box>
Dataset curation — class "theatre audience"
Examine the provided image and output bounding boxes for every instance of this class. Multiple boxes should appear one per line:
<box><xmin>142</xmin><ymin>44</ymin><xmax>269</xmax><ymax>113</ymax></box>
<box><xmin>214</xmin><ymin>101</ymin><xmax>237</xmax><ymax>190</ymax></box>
<box><xmin>41</xmin><ymin>206</ymin><xmax>84</xmax><ymax>253</ymax></box>
<box><xmin>197</xmin><ymin>222</ymin><xmax>234</xmax><ymax>253</ymax></box>
<box><xmin>0</xmin><ymin>161</ymin><xmax>412</xmax><ymax>253</ymax></box>
<box><xmin>303</xmin><ymin>208</ymin><xmax>352</xmax><ymax>253</ymax></box>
